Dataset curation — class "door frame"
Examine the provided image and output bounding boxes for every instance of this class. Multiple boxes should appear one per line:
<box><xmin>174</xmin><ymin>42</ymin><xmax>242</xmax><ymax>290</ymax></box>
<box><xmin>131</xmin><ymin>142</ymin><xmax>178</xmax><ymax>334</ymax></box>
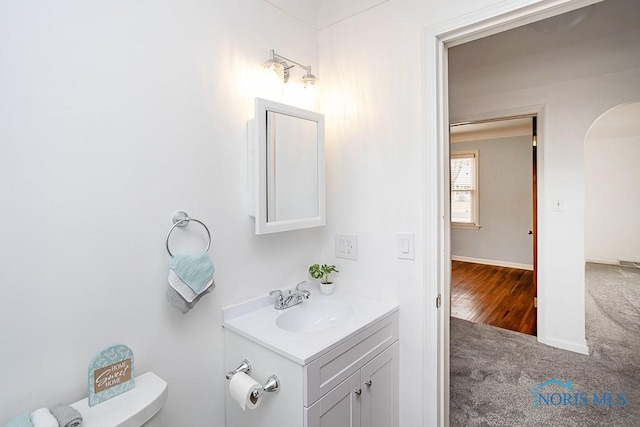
<box><xmin>421</xmin><ymin>0</ymin><xmax>602</xmax><ymax>425</ymax></box>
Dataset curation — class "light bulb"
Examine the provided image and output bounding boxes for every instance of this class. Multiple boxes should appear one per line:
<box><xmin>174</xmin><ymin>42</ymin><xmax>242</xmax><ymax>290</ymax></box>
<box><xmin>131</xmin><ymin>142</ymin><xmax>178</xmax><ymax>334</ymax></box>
<box><xmin>262</xmin><ymin>59</ymin><xmax>284</xmax><ymax>82</ymax></box>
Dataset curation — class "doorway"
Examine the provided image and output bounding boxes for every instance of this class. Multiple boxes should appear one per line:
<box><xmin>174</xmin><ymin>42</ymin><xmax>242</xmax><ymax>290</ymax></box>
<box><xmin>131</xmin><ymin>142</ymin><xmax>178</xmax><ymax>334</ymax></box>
<box><xmin>423</xmin><ymin>1</ymin><xmax>606</xmax><ymax>425</ymax></box>
<box><xmin>585</xmin><ymin>102</ymin><xmax>640</xmax><ymax>266</ymax></box>
<box><xmin>449</xmin><ymin>117</ymin><xmax>537</xmax><ymax>335</ymax></box>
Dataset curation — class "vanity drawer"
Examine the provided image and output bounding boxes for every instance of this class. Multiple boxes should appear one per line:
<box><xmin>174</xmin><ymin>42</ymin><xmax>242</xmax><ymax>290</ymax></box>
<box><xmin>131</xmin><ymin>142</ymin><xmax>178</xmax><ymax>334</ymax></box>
<box><xmin>304</xmin><ymin>311</ymin><xmax>399</xmax><ymax>406</ymax></box>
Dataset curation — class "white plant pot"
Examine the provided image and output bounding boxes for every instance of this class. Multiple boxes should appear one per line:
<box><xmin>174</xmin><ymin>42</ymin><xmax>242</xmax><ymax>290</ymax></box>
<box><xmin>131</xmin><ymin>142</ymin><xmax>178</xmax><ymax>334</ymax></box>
<box><xmin>319</xmin><ymin>282</ymin><xmax>335</xmax><ymax>295</ymax></box>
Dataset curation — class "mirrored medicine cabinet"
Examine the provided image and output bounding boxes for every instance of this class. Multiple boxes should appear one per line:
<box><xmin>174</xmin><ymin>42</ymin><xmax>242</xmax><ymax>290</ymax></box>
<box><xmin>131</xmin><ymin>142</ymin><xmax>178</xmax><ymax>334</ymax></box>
<box><xmin>250</xmin><ymin>98</ymin><xmax>325</xmax><ymax>234</ymax></box>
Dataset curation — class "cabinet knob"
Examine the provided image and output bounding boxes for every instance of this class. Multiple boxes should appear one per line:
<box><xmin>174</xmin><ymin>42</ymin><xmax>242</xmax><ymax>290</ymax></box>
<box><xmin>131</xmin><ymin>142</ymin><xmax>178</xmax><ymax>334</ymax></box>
<box><xmin>354</xmin><ymin>388</ymin><xmax>362</xmax><ymax>396</ymax></box>
<box><xmin>365</xmin><ymin>380</ymin><xmax>372</xmax><ymax>387</ymax></box>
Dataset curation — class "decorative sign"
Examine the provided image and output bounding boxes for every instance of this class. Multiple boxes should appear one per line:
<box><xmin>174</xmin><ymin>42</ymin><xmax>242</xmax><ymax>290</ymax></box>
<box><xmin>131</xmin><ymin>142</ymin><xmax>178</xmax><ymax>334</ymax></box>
<box><xmin>88</xmin><ymin>344</ymin><xmax>135</xmax><ymax>406</ymax></box>
<box><xmin>94</xmin><ymin>358</ymin><xmax>132</xmax><ymax>393</ymax></box>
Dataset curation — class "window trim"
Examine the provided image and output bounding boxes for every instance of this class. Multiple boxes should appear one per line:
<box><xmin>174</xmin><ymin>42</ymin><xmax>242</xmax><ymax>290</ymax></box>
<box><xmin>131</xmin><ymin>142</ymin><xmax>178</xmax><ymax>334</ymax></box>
<box><xmin>450</xmin><ymin>149</ymin><xmax>480</xmax><ymax>229</ymax></box>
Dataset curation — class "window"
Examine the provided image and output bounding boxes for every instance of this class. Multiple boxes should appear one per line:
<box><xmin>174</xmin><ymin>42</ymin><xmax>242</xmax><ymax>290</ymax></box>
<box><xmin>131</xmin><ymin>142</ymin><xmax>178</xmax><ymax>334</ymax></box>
<box><xmin>451</xmin><ymin>150</ymin><xmax>479</xmax><ymax>228</ymax></box>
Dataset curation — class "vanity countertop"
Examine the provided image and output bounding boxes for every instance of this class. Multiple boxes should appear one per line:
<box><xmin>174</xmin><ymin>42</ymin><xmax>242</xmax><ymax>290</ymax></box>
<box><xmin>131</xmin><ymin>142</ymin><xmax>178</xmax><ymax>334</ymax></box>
<box><xmin>221</xmin><ymin>287</ymin><xmax>398</xmax><ymax>365</ymax></box>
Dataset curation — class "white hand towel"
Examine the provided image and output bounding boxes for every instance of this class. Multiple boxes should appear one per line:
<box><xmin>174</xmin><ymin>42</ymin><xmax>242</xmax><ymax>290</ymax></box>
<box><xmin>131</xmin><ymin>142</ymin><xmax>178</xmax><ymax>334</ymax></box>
<box><xmin>168</xmin><ymin>268</ymin><xmax>214</xmax><ymax>303</ymax></box>
<box><xmin>166</xmin><ymin>280</ymin><xmax>215</xmax><ymax>314</ymax></box>
<box><xmin>30</xmin><ymin>408</ymin><xmax>58</xmax><ymax>427</ymax></box>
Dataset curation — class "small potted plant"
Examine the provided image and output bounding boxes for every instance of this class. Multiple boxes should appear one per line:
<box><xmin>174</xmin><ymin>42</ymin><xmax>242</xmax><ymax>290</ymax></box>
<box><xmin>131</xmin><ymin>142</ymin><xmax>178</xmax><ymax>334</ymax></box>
<box><xmin>308</xmin><ymin>263</ymin><xmax>339</xmax><ymax>295</ymax></box>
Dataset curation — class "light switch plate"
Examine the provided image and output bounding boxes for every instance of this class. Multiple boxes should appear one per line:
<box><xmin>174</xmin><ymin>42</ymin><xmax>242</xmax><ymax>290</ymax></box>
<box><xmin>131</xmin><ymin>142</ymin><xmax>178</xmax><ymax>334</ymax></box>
<box><xmin>397</xmin><ymin>232</ymin><xmax>415</xmax><ymax>260</ymax></box>
<box><xmin>335</xmin><ymin>233</ymin><xmax>358</xmax><ymax>260</ymax></box>
<box><xmin>553</xmin><ymin>199</ymin><xmax>564</xmax><ymax>212</ymax></box>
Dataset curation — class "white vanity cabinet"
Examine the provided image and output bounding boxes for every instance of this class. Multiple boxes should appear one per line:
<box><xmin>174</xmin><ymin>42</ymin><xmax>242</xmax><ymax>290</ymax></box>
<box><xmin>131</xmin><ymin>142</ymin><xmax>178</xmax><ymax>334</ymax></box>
<box><xmin>222</xmin><ymin>297</ymin><xmax>399</xmax><ymax>427</ymax></box>
<box><xmin>305</xmin><ymin>341</ymin><xmax>399</xmax><ymax>427</ymax></box>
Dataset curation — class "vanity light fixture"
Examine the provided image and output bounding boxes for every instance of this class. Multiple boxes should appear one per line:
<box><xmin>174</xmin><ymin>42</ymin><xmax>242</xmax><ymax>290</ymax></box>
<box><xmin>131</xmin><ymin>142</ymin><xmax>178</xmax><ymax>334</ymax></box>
<box><xmin>262</xmin><ymin>49</ymin><xmax>318</xmax><ymax>88</ymax></box>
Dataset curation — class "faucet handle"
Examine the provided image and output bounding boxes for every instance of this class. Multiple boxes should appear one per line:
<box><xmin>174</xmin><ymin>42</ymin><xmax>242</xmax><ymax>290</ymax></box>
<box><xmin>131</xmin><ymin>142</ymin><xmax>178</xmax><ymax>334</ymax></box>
<box><xmin>295</xmin><ymin>281</ymin><xmax>310</xmax><ymax>299</ymax></box>
<box><xmin>269</xmin><ymin>290</ymin><xmax>284</xmax><ymax>302</ymax></box>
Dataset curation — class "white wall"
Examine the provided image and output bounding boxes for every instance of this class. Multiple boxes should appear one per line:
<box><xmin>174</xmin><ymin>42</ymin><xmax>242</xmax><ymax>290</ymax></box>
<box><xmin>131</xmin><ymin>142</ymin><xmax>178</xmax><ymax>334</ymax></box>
<box><xmin>319</xmin><ymin>0</ymin><xmax>640</xmax><ymax>422</ymax></box>
<box><xmin>317</xmin><ymin>0</ymin><xmax>530</xmax><ymax>425</ymax></box>
<box><xmin>451</xmin><ymin>136</ymin><xmax>533</xmax><ymax>267</ymax></box>
<box><xmin>448</xmin><ymin>0</ymin><xmax>640</xmax><ymax>352</ymax></box>
<box><xmin>585</xmin><ymin>104</ymin><xmax>640</xmax><ymax>264</ymax></box>
<box><xmin>4</xmin><ymin>0</ymin><xmax>627</xmax><ymax>425</ymax></box>
<box><xmin>0</xmin><ymin>1</ymin><xmax>321</xmax><ymax>425</ymax></box>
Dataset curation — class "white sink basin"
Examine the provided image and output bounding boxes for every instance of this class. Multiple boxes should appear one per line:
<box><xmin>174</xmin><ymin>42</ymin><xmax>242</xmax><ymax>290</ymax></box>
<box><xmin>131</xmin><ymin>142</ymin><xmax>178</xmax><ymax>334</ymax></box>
<box><xmin>222</xmin><ymin>289</ymin><xmax>398</xmax><ymax>365</ymax></box>
<box><xmin>276</xmin><ymin>300</ymin><xmax>354</xmax><ymax>333</ymax></box>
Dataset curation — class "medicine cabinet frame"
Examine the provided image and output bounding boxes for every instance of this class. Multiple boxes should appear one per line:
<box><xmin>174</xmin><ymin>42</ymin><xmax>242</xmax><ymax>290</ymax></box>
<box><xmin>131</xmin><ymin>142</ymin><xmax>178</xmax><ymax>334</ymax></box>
<box><xmin>253</xmin><ymin>98</ymin><xmax>326</xmax><ymax>234</ymax></box>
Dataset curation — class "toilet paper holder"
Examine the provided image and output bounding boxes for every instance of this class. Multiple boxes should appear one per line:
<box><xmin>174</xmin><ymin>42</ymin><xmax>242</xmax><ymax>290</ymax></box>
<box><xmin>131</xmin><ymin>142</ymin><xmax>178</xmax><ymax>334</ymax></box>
<box><xmin>226</xmin><ymin>359</ymin><xmax>252</xmax><ymax>380</ymax></box>
<box><xmin>225</xmin><ymin>359</ymin><xmax>280</xmax><ymax>397</ymax></box>
<box><xmin>251</xmin><ymin>374</ymin><xmax>280</xmax><ymax>398</ymax></box>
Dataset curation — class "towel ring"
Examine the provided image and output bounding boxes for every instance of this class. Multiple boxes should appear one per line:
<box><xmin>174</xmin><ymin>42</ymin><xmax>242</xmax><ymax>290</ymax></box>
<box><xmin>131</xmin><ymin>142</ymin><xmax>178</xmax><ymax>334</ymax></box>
<box><xmin>166</xmin><ymin>211</ymin><xmax>212</xmax><ymax>257</ymax></box>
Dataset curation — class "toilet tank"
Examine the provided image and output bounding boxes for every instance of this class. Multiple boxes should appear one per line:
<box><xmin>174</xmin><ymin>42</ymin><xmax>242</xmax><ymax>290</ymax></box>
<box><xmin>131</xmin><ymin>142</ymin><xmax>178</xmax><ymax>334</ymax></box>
<box><xmin>70</xmin><ymin>372</ymin><xmax>168</xmax><ymax>427</ymax></box>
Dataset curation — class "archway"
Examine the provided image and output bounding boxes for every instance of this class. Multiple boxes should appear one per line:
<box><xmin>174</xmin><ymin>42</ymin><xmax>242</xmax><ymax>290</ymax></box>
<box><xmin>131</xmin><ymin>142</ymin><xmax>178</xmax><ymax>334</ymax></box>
<box><xmin>585</xmin><ymin>102</ymin><xmax>640</xmax><ymax>266</ymax></box>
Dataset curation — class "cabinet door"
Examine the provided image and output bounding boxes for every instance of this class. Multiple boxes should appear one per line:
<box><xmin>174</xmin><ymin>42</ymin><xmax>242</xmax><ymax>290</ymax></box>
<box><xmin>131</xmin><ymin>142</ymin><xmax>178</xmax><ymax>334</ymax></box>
<box><xmin>360</xmin><ymin>342</ymin><xmax>399</xmax><ymax>427</ymax></box>
<box><xmin>305</xmin><ymin>371</ymin><xmax>361</xmax><ymax>427</ymax></box>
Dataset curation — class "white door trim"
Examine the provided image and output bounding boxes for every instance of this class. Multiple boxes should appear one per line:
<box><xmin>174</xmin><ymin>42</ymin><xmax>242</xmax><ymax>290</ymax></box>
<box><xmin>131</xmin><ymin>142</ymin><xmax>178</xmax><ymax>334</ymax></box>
<box><xmin>421</xmin><ymin>1</ymin><xmax>601</xmax><ymax>426</ymax></box>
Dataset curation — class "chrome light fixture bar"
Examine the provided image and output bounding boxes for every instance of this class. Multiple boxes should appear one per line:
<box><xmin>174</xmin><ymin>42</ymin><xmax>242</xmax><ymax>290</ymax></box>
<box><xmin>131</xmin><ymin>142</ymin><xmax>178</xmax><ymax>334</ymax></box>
<box><xmin>262</xmin><ymin>49</ymin><xmax>318</xmax><ymax>88</ymax></box>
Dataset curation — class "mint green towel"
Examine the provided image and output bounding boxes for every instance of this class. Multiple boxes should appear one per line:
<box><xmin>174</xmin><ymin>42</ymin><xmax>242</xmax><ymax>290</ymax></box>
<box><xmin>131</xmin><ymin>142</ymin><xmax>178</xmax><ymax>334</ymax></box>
<box><xmin>170</xmin><ymin>251</ymin><xmax>214</xmax><ymax>294</ymax></box>
<box><xmin>5</xmin><ymin>413</ymin><xmax>33</xmax><ymax>427</ymax></box>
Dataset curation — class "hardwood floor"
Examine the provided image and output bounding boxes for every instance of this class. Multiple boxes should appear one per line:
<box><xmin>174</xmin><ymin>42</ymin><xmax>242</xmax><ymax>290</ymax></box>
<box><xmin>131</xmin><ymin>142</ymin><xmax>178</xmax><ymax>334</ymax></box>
<box><xmin>451</xmin><ymin>261</ymin><xmax>536</xmax><ymax>336</ymax></box>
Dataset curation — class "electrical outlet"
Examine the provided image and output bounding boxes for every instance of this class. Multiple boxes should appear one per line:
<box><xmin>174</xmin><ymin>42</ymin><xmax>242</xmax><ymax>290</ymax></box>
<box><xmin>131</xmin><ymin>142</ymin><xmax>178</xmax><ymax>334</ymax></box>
<box><xmin>335</xmin><ymin>233</ymin><xmax>358</xmax><ymax>260</ymax></box>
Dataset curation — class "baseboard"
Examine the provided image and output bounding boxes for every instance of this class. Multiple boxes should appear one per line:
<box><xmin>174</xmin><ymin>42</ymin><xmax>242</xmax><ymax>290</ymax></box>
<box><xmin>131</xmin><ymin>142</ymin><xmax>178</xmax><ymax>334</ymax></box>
<box><xmin>452</xmin><ymin>255</ymin><xmax>533</xmax><ymax>271</ymax></box>
<box><xmin>538</xmin><ymin>336</ymin><xmax>589</xmax><ymax>355</ymax></box>
<box><xmin>585</xmin><ymin>258</ymin><xmax>619</xmax><ymax>266</ymax></box>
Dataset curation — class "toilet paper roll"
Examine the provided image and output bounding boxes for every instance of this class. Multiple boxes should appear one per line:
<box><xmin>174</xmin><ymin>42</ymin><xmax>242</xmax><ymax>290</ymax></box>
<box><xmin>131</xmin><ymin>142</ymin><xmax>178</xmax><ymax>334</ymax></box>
<box><xmin>229</xmin><ymin>373</ymin><xmax>263</xmax><ymax>411</ymax></box>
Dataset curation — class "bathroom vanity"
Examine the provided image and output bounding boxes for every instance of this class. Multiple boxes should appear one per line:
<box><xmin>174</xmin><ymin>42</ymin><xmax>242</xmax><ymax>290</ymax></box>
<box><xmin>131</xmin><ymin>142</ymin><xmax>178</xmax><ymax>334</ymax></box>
<box><xmin>222</xmin><ymin>288</ymin><xmax>399</xmax><ymax>427</ymax></box>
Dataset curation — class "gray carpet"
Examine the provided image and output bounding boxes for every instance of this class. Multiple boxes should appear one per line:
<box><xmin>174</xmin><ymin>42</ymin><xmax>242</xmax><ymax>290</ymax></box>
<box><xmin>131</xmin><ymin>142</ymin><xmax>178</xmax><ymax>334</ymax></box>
<box><xmin>450</xmin><ymin>263</ymin><xmax>640</xmax><ymax>426</ymax></box>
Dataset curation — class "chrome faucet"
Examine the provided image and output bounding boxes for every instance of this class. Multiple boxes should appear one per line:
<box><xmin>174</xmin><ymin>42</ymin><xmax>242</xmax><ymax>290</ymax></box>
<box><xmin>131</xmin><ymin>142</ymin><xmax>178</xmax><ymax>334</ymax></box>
<box><xmin>269</xmin><ymin>281</ymin><xmax>311</xmax><ymax>310</ymax></box>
